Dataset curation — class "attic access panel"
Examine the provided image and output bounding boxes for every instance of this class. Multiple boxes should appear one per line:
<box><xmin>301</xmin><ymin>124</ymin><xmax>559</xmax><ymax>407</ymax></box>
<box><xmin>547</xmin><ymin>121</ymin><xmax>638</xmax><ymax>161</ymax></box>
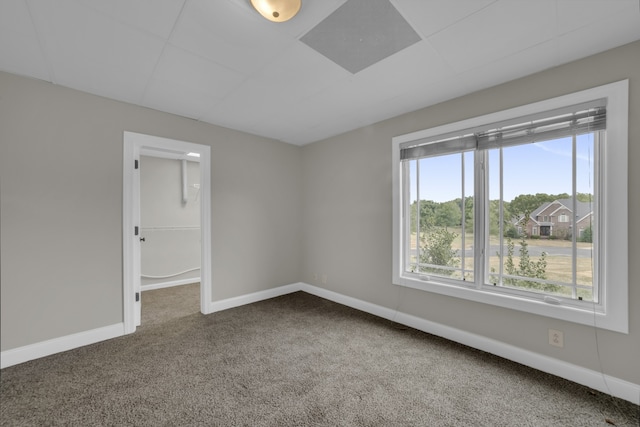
<box><xmin>301</xmin><ymin>0</ymin><xmax>422</xmax><ymax>74</ymax></box>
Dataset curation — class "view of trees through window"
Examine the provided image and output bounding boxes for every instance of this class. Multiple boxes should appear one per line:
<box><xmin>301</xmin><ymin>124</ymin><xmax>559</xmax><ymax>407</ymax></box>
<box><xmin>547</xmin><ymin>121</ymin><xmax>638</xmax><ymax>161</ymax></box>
<box><xmin>406</xmin><ymin>134</ymin><xmax>596</xmax><ymax>302</ymax></box>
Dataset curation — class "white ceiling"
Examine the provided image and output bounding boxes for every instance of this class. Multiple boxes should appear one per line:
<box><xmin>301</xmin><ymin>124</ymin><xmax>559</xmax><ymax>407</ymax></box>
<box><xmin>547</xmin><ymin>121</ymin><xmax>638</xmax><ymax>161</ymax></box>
<box><xmin>1</xmin><ymin>0</ymin><xmax>639</xmax><ymax>146</ymax></box>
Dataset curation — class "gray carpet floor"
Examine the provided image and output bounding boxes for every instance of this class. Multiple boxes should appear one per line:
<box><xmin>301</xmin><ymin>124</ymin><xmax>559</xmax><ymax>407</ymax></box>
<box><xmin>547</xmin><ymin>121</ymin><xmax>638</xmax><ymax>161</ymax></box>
<box><xmin>140</xmin><ymin>283</ymin><xmax>201</xmax><ymax>329</ymax></box>
<box><xmin>1</xmin><ymin>286</ymin><xmax>638</xmax><ymax>426</ymax></box>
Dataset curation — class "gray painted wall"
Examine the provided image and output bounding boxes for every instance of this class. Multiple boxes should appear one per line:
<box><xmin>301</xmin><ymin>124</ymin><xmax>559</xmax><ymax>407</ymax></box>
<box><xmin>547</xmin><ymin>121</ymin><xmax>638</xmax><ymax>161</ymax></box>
<box><xmin>0</xmin><ymin>71</ymin><xmax>303</xmax><ymax>350</ymax></box>
<box><xmin>1</xmin><ymin>41</ymin><xmax>638</xmax><ymax>386</ymax></box>
<box><xmin>140</xmin><ymin>156</ymin><xmax>200</xmax><ymax>287</ymax></box>
<box><xmin>301</xmin><ymin>41</ymin><xmax>640</xmax><ymax>385</ymax></box>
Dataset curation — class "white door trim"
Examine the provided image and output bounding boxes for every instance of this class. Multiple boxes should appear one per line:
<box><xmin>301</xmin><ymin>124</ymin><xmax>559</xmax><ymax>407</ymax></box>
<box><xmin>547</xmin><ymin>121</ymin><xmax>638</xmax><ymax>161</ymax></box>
<box><xmin>123</xmin><ymin>131</ymin><xmax>212</xmax><ymax>334</ymax></box>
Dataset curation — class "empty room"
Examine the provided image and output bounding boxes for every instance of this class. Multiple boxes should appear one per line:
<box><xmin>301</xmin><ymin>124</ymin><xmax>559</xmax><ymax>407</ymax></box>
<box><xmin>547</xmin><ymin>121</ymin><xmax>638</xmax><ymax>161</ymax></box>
<box><xmin>1</xmin><ymin>0</ymin><xmax>639</xmax><ymax>425</ymax></box>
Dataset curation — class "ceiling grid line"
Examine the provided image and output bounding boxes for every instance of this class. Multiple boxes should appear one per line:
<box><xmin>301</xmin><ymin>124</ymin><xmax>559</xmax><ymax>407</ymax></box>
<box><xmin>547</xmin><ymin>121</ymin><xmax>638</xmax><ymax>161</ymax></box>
<box><xmin>139</xmin><ymin>0</ymin><xmax>188</xmax><ymax>105</ymax></box>
<box><xmin>23</xmin><ymin>0</ymin><xmax>56</xmax><ymax>84</ymax></box>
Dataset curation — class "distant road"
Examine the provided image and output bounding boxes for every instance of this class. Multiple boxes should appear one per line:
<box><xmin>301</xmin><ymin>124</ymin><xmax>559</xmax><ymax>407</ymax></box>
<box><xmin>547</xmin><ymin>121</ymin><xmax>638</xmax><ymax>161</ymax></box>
<box><xmin>487</xmin><ymin>244</ymin><xmax>592</xmax><ymax>258</ymax></box>
<box><xmin>411</xmin><ymin>245</ymin><xmax>593</xmax><ymax>258</ymax></box>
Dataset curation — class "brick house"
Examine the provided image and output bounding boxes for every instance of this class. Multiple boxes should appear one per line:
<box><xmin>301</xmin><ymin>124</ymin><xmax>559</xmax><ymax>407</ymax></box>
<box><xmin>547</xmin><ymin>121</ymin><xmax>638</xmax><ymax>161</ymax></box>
<box><xmin>521</xmin><ymin>198</ymin><xmax>593</xmax><ymax>239</ymax></box>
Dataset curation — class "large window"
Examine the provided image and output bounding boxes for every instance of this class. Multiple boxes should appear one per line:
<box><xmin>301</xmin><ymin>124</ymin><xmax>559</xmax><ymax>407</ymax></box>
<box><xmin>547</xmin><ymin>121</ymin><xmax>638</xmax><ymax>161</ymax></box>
<box><xmin>392</xmin><ymin>81</ymin><xmax>628</xmax><ymax>333</ymax></box>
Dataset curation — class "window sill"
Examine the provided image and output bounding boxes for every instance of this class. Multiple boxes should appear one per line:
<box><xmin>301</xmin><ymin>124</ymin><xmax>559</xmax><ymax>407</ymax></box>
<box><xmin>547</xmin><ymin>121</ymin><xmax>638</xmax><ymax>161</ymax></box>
<box><xmin>393</xmin><ymin>274</ymin><xmax>626</xmax><ymax>333</ymax></box>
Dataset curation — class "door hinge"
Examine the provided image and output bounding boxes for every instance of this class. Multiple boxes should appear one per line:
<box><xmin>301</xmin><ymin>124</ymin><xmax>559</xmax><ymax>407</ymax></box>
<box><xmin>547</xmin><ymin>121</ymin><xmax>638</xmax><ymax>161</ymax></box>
<box><xmin>134</xmin><ymin>159</ymin><xmax>139</xmax><ymax>169</ymax></box>
<box><xmin>134</xmin><ymin>226</ymin><xmax>139</xmax><ymax>236</ymax></box>
<box><xmin>135</xmin><ymin>292</ymin><xmax>140</xmax><ymax>302</ymax></box>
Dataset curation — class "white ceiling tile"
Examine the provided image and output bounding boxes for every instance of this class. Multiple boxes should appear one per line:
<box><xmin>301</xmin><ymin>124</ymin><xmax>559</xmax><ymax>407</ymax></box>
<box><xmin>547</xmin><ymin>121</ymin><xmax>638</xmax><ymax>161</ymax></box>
<box><xmin>302</xmin><ymin>112</ymin><xmax>371</xmax><ymax>143</ymax></box>
<box><xmin>143</xmin><ymin>45</ymin><xmax>246</xmax><ymax>119</ymax></box>
<box><xmin>553</xmin><ymin>8</ymin><xmax>640</xmax><ymax>64</ymax></box>
<box><xmin>76</xmin><ymin>0</ymin><xmax>185</xmax><ymax>39</ymax></box>
<box><xmin>287</xmin><ymin>80</ymin><xmax>378</xmax><ymax>127</ymax></box>
<box><xmin>0</xmin><ymin>0</ymin><xmax>50</xmax><ymax>80</ymax></box>
<box><xmin>199</xmin><ymin>73</ymin><xmax>349</xmax><ymax>144</ymax></box>
<box><xmin>27</xmin><ymin>0</ymin><xmax>165</xmax><ymax>102</ymax></box>
<box><xmin>429</xmin><ymin>0</ymin><xmax>557</xmax><ymax>73</ymax></box>
<box><xmin>198</xmin><ymin>40</ymin><xmax>353</xmax><ymax>137</ymax></box>
<box><xmin>254</xmin><ymin>42</ymin><xmax>350</xmax><ymax>102</ymax></box>
<box><xmin>279</xmin><ymin>41</ymin><xmax>459</xmax><ymax>139</ymax></box>
<box><xmin>236</xmin><ymin>0</ymin><xmax>348</xmax><ymax>39</ymax></box>
<box><xmin>208</xmin><ymin>86</ymin><xmax>345</xmax><ymax>144</ymax></box>
<box><xmin>376</xmin><ymin>74</ymin><xmax>472</xmax><ymax>122</ymax></box>
<box><xmin>263</xmin><ymin>100</ymin><xmax>365</xmax><ymax>144</ymax></box>
<box><xmin>169</xmin><ymin>0</ymin><xmax>296</xmax><ymax>75</ymax></box>
<box><xmin>272</xmin><ymin>40</ymin><xmax>462</xmax><ymax>141</ymax></box>
<box><xmin>351</xmin><ymin>41</ymin><xmax>453</xmax><ymax>101</ymax></box>
<box><xmin>199</xmin><ymin>80</ymin><xmax>283</xmax><ymax>132</ymax></box>
<box><xmin>392</xmin><ymin>0</ymin><xmax>496</xmax><ymax>38</ymax></box>
<box><xmin>556</xmin><ymin>0</ymin><xmax>640</xmax><ymax>35</ymax></box>
<box><xmin>457</xmin><ymin>39</ymin><xmax>562</xmax><ymax>94</ymax></box>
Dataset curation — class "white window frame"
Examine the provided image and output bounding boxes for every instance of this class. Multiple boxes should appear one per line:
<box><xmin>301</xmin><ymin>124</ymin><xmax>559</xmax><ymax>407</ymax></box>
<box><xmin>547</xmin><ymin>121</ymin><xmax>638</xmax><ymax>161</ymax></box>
<box><xmin>392</xmin><ymin>80</ymin><xmax>628</xmax><ymax>333</ymax></box>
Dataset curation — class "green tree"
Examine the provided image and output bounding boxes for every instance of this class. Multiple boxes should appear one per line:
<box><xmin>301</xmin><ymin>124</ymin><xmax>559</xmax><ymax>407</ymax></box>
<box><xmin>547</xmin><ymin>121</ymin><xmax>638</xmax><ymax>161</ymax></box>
<box><xmin>502</xmin><ymin>235</ymin><xmax>558</xmax><ymax>293</ymax></box>
<box><xmin>509</xmin><ymin>193</ymin><xmax>569</xmax><ymax>217</ymax></box>
<box><xmin>496</xmin><ymin>213</ymin><xmax>556</xmax><ymax>292</ymax></box>
<box><xmin>580</xmin><ymin>225</ymin><xmax>593</xmax><ymax>243</ymax></box>
<box><xmin>419</xmin><ymin>227</ymin><xmax>459</xmax><ymax>276</ymax></box>
<box><xmin>411</xmin><ymin>200</ymin><xmax>435</xmax><ymax>233</ymax></box>
<box><xmin>410</xmin><ymin>200</ymin><xmax>438</xmax><ymax>233</ymax></box>
<box><xmin>504</xmin><ymin>224</ymin><xmax>519</xmax><ymax>239</ymax></box>
<box><xmin>488</xmin><ymin>200</ymin><xmax>500</xmax><ymax>235</ymax></box>
<box><xmin>463</xmin><ymin>196</ymin><xmax>474</xmax><ymax>232</ymax></box>
<box><xmin>488</xmin><ymin>199</ymin><xmax>514</xmax><ymax>236</ymax></box>
<box><xmin>576</xmin><ymin>193</ymin><xmax>594</xmax><ymax>203</ymax></box>
<box><xmin>434</xmin><ymin>201</ymin><xmax>461</xmax><ymax>228</ymax></box>
<box><xmin>411</xmin><ymin>199</ymin><xmax>463</xmax><ymax>232</ymax></box>
<box><xmin>453</xmin><ymin>197</ymin><xmax>474</xmax><ymax>232</ymax></box>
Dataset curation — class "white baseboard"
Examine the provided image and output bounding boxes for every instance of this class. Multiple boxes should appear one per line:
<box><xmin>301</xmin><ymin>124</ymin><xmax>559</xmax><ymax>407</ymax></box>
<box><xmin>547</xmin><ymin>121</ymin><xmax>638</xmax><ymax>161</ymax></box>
<box><xmin>142</xmin><ymin>278</ymin><xmax>199</xmax><ymax>291</ymax></box>
<box><xmin>208</xmin><ymin>283</ymin><xmax>303</xmax><ymax>313</ymax></box>
<box><xmin>298</xmin><ymin>283</ymin><xmax>640</xmax><ymax>405</ymax></box>
<box><xmin>1</xmin><ymin>323</ymin><xmax>124</xmax><ymax>369</ymax></box>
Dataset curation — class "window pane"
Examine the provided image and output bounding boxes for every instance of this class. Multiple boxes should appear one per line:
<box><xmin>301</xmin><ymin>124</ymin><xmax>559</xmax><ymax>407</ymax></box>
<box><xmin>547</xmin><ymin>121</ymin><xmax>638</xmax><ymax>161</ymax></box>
<box><xmin>575</xmin><ymin>134</ymin><xmax>596</xmax><ymax>301</ymax></box>
<box><xmin>488</xmin><ymin>137</ymin><xmax>585</xmax><ymax>298</ymax></box>
<box><xmin>411</xmin><ymin>153</ymin><xmax>471</xmax><ymax>280</ymax></box>
<box><xmin>407</xmin><ymin>160</ymin><xmax>418</xmax><ymax>273</ymax></box>
<box><xmin>487</xmin><ymin>149</ymin><xmax>502</xmax><ymax>286</ymax></box>
<box><xmin>463</xmin><ymin>151</ymin><xmax>474</xmax><ymax>282</ymax></box>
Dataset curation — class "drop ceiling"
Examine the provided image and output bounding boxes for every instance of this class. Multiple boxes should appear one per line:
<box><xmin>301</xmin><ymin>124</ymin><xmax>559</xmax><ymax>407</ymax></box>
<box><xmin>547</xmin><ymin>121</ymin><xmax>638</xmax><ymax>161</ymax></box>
<box><xmin>1</xmin><ymin>0</ymin><xmax>639</xmax><ymax>146</ymax></box>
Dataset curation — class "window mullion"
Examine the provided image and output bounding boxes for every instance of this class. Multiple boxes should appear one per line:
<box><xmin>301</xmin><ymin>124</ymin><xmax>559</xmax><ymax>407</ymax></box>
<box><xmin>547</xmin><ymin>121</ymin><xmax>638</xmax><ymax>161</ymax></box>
<box><xmin>499</xmin><ymin>147</ymin><xmax>504</xmax><ymax>286</ymax></box>
<box><xmin>416</xmin><ymin>160</ymin><xmax>421</xmax><ymax>273</ymax></box>
<box><xmin>593</xmin><ymin>131</ymin><xmax>601</xmax><ymax>303</ymax></box>
<box><xmin>461</xmin><ymin>153</ymin><xmax>466</xmax><ymax>280</ymax></box>
<box><xmin>571</xmin><ymin>135</ymin><xmax>578</xmax><ymax>299</ymax></box>
<box><xmin>402</xmin><ymin>161</ymin><xmax>411</xmax><ymax>273</ymax></box>
<box><xmin>474</xmin><ymin>150</ymin><xmax>486</xmax><ymax>289</ymax></box>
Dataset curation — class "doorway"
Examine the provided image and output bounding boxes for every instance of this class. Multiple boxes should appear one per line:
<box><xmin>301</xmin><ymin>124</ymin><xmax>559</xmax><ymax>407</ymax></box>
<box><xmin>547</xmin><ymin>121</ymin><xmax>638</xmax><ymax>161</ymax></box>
<box><xmin>123</xmin><ymin>132</ymin><xmax>212</xmax><ymax>334</ymax></box>
<box><xmin>139</xmin><ymin>154</ymin><xmax>201</xmax><ymax>291</ymax></box>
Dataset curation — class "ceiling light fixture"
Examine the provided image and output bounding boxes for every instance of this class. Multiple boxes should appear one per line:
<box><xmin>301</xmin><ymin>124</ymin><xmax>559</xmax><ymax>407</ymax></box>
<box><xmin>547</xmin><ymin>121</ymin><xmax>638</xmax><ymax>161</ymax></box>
<box><xmin>250</xmin><ymin>0</ymin><xmax>301</xmax><ymax>23</ymax></box>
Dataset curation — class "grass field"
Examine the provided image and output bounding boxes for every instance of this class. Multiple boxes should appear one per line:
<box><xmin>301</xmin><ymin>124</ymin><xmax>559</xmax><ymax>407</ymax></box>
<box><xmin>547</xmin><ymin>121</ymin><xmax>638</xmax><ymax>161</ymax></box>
<box><xmin>409</xmin><ymin>229</ymin><xmax>594</xmax><ymax>299</ymax></box>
